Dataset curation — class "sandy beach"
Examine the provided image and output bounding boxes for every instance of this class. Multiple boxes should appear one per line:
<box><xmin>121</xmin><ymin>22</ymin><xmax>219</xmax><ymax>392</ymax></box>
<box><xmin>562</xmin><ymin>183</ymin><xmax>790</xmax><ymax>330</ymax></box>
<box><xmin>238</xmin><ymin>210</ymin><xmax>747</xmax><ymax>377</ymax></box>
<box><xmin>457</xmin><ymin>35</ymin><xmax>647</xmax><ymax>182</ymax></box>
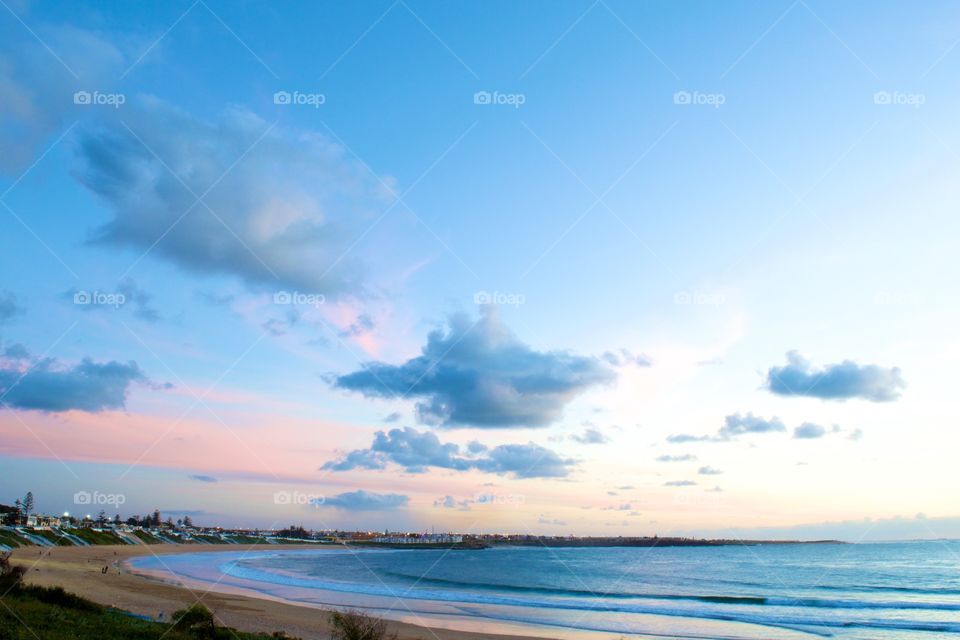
<box><xmin>9</xmin><ymin>544</ymin><xmax>553</xmax><ymax>640</ymax></box>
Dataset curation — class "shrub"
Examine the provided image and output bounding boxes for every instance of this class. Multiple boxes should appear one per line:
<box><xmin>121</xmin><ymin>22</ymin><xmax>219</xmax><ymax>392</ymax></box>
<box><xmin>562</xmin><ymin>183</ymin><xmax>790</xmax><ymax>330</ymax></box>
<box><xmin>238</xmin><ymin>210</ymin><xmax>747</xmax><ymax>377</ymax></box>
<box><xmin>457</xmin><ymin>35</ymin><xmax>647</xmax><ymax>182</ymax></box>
<box><xmin>0</xmin><ymin>552</ymin><xmax>26</xmax><ymax>593</ymax></box>
<box><xmin>19</xmin><ymin>585</ymin><xmax>103</xmax><ymax>612</ymax></box>
<box><xmin>172</xmin><ymin>603</ymin><xmax>217</xmax><ymax>638</ymax></box>
<box><xmin>328</xmin><ymin>609</ymin><xmax>395</xmax><ymax>640</ymax></box>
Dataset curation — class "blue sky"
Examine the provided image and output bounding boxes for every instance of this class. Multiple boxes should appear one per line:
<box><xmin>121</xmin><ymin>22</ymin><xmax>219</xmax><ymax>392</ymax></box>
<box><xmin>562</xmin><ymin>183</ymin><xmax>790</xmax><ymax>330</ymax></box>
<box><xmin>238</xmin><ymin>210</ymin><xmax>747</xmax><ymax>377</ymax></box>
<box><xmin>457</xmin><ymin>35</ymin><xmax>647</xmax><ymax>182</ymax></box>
<box><xmin>1</xmin><ymin>0</ymin><xmax>959</xmax><ymax>539</ymax></box>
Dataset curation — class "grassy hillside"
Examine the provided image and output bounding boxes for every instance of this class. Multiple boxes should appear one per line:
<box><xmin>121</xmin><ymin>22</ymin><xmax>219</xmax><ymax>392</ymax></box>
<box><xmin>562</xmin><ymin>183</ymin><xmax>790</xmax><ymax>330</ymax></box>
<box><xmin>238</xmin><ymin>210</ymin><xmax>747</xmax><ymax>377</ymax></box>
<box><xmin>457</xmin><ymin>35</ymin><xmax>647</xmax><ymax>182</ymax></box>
<box><xmin>0</xmin><ymin>586</ymin><xmax>298</xmax><ymax>640</ymax></box>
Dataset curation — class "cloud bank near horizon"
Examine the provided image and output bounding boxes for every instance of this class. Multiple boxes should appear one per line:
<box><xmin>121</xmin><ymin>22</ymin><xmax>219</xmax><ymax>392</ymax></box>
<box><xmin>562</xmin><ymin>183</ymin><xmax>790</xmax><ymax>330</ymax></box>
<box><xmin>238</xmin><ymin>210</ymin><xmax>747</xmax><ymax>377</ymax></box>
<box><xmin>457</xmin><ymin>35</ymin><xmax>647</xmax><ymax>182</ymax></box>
<box><xmin>322</xmin><ymin>426</ymin><xmax>576</xmax><ymax>478</ymax></box>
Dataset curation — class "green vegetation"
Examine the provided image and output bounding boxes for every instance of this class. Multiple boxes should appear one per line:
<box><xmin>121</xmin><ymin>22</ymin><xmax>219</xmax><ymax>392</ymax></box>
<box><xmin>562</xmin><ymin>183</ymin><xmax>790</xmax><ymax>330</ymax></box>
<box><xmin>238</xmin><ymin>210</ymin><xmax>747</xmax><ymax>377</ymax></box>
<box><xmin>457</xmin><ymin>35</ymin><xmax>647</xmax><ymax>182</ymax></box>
<box><xmin>66</xmin><ymin>528</ymin><xmax>127</xmax><ymax>546</ymax></box>
<box><xmin>0</xmin><ymin>553</ymin><xmax>301</xmax><ymax>640</ymax></box>
<box><xmin>190</xmin><ymin>534</ymin><xmax>225</xmax><ymax>544</ymax></box>
<box><xmin>132</xmin><ymin>530</ymin><xmax>163</xmax><ymax>544</ymax></box>
<box><xmin>26</xmin><ymin>529</ymin><xmax>74</xmax><ymax>546</ymax></box>
<box><xmin>227</xmin><ymin>535</ymin><xmax>270</xmax><ymax>545</ymax></box>
<box><xmin>0</xmin><ymin>529</ymin><xmax>31</xmax><ymax>548</ymax></box>
<box><xmin>329</xmin><ymin>609</ymin><xmax>396</xmax><ymax>640</ymax></box>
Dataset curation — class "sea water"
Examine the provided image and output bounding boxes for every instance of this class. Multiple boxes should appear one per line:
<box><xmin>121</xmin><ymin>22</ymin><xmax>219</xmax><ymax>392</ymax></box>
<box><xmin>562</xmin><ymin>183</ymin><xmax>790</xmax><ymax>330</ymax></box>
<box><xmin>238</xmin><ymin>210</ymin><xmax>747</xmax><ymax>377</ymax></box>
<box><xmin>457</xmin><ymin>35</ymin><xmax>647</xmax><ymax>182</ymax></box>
<box><xmin>130</xmin><ymin>541</ymin><xmax>960</xmax><ymax>639</ymax></box>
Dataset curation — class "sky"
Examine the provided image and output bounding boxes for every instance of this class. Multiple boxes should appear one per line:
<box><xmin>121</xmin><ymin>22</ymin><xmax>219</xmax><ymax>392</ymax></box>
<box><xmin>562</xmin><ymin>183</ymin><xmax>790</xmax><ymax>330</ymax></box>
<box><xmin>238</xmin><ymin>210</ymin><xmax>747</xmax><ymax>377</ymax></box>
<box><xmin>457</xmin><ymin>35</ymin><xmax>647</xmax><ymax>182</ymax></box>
<box><xmin>1</xmin><ymin>0</ymin><xmax>959</xmax><ymax>541</ymax></box>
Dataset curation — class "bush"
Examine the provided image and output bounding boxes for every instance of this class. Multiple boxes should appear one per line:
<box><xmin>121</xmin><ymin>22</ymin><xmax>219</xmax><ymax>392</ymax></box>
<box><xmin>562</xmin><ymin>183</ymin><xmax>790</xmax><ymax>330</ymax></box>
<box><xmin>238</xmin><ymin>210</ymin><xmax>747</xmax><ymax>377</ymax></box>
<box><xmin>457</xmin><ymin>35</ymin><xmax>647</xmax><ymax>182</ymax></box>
<box><xmin>19</xmin><ymin>585</ymin><xmax>103</xmax><ymax>612</ymax></box>
<box><xmin>328</xmin><ymin>609</ymin><xmax>395</xmax><ymax>640</ymax></box>
<box><xmin>0</xmin><ymin>552</ymin><xmax>26</xmax><ymax>593</ymax></box>
<box><xmin>172</xmin><ymin>603</ymin><xmax>217</xmax><ymax>638</ymax></box>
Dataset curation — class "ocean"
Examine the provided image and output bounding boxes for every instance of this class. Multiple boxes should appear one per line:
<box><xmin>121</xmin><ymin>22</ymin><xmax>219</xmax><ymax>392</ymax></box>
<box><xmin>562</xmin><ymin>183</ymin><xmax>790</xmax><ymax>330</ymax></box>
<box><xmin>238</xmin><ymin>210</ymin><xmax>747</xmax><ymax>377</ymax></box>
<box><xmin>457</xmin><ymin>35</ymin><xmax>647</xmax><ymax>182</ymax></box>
<box><xmin>130</xmin><ymin>541</ymin><xmax>960</xmax><ymax>639</ymax></box>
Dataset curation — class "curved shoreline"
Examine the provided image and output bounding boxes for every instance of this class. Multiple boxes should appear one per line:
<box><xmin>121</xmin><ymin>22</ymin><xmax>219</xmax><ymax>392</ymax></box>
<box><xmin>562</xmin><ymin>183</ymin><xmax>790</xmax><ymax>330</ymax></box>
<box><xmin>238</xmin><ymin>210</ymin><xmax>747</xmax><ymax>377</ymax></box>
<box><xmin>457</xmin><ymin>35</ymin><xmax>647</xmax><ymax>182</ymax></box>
<box><xmin>9</xmin><ymin>544</ymin><xmax>633</xmax><ymax>640</ymax></box>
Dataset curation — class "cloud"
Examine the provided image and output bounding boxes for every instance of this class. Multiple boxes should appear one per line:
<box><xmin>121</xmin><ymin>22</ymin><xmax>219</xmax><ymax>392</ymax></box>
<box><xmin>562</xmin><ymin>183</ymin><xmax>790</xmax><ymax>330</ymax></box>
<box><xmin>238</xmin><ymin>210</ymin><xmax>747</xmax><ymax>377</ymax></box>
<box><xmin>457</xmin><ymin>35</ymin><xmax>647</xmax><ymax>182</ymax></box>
<box><xmin>765</xmin><ymin>351</ymin><xmax>905</xmax><ymax>402</ymax></box>
<box><xmin>321</xmin><ymin>426</ymin><xmax>576</xmax><ymax>478</ymax></box>
<box><xmin>664</xmin><ymin>480</ymin><xmax>697</xmax><ymax>487</ymax></box>
<box><xmin>0</xmin><ymin>292</ymin><xmax>25</xmax><ymax>323</ymax></box>
<box><xmin>117</xmin><ymin>279</ymin><xmax>161</xmax><ymax>322</ymax></box>
<box><xmin>319</xmin><ymin>490</ymin><xmax>408</xmax><ymax>511</ymax></box>
<box><xmin>189</xmin><ymin>475</ymin><xmax>217</xmax><ymax>483</ymax></box>
<box><xmin>433</xmin><ymin>495</ymin><xmax>472</xmax><ymax>511</ymax></box>
<box><xmin>719</xmin><ymin>413</ymin><xmax>786</xmax><ymax>438</ymax></box>
<box><xmin>668</xmin><ymin>413</ymin><xmax>786</xmax><ymax>443</ymax></box>
<box><xmin>656</xmin><ymin>454</ymin><xmax>697</xmax><ymax>462</ymax></box>
<box><xmin>698</xmin><ymin>466</ymin><xmax>723</xmax><ymax>475</ymax></box>
<box><xmin>74</xmin><ymin>98</ymin><xmax>394</xmax><ymax>295</ymax></box>
<box><xmin>570</xmin><ymin>427</ymin><xmax>609</xmax><ymax>444</ymax></box>
<box><xmin>0</xmin><ymin>348</ymin><xmax>147</xmax><ymax>412</ymax></box>
<box><xmin>382</xmin><ymin>411</ymin><xmax>403</xmax><ymax>423</ymax></box>
<box><xmin>666</xmin><ymin>433</ymin><xmax>711</xmax><ymax>443</ymax></box>
<box><xmin>601</xmin><ymin>349</ymin><xmax>652</xmax><ymax>367</ymax></box>
<box><xmin>334</xmin><ymin>307</ymin><xmax>615</xmax><ymax>428</ymax></box>
<box><xmin>0</xmin><ymin>23</ymin><xmax>126</xmax><ymax>174</ymax></box>
<box><xmin>793</xmin><ymin>422</ymin><xmax>827</xmax><ymax>439</ymax></box>
<box><xmin>339</xmin><ymin>313</ymin><xmax>375</xmax><ymax>338</ymax></box>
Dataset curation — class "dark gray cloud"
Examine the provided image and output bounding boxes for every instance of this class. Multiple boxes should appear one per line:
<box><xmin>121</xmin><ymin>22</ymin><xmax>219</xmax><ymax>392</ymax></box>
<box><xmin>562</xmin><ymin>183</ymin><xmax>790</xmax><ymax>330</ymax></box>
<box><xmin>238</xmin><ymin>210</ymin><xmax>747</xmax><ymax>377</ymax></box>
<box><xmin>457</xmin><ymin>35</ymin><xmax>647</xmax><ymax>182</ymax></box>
<box><xmin>75</xmin><ymin>98</ymin><xmax>393</xmax><ymax>295</ymax></box>
<box><xmin>320</xmin><ymin>490</ymin><xmax>408</xmax><ymax>511</ymax></box>
<box><xmin>766</xmin><ymin>351</ymin><xmax>905</xmax><ymax>402</ymax></box>
<box><xmin>570</xmin><ymin>427</ymin><xmax>609</xmax><ymax>444</ymax></box>
<box><xmin>0</xmin><ymin>347</ymin><xmax>146</xmax><ymax>412</ymax></box>
<box><xmin>656</xmin><ymin>454</ymin><xmax>697</xmax><ymax>462</ymax></box>
<box><xmin>0</xmin><ymin>292</ymin><xmax>25</xmax><ymax>323</ymax></box>
<box><xmin>334</xmin><ymin>307</ymin><xmax>616</xmax><ymax>428</ymax></box>
<box><xmin>321</xmin><ymin>426</ymin><xmax>575</xmax><ymax>478</ymax></box>
<box><xmin>189</xmin><ymin>475</ymin><xmax>218</xmax><ymax>483</ymax></box>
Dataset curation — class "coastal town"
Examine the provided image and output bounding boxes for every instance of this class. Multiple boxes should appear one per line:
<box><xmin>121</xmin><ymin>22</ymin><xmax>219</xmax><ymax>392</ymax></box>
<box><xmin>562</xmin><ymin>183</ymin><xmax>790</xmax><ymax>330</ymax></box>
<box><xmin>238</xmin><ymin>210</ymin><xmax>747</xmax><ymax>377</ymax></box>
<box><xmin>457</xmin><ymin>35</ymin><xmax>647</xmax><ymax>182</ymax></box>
<box><xmin>1</xmin><ymin>492</ymin><xmax>830</xmax><ymax>550</ymax></box>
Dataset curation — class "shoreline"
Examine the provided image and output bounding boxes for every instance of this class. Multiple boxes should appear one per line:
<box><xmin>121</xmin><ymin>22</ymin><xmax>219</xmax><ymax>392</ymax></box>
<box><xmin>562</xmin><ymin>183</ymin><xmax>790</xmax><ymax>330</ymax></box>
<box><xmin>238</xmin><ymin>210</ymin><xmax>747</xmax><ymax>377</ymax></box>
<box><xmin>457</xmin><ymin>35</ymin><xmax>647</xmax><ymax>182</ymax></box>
<box><xmin>8</xmin><ymin>544</ymin><xmax>611</xmax><ymax>640</ymax></box>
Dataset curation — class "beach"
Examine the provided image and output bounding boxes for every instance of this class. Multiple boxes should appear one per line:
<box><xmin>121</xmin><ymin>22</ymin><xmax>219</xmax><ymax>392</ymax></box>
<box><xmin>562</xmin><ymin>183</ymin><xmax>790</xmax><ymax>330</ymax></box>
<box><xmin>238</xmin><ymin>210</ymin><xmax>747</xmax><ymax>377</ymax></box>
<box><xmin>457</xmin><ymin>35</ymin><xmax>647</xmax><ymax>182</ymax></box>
<box><xmin>11</xmin><ymin>541</ymin><xmax>960</xmax><ymax>640</ymax></box>
<box><xmin>9</xmin><ymin>544</ymin><xmax>554</xmax><ymax>640</ymax></box>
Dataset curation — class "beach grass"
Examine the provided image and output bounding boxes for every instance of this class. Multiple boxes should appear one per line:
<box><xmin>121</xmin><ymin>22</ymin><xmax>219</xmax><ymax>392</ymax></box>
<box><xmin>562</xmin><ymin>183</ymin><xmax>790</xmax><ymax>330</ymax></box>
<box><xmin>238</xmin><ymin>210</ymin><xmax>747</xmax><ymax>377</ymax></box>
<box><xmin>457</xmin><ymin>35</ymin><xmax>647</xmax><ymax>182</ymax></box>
<box><xmin>67</xmin><ymin>529</ymin><xmax>128</xmax><ymax>546</ymax></box>
<box><xmin>0</xmin><ymin>585</ymin><xmax>299</xmax><ymax>639</ymax></box>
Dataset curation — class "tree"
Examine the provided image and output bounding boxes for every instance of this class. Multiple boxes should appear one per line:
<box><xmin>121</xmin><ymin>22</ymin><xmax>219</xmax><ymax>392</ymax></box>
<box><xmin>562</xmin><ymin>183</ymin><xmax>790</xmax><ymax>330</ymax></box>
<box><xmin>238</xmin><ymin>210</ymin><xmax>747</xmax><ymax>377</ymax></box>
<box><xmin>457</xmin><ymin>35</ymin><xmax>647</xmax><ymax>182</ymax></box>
<box><xmin>13</xmin><ymin>499</ymin><xmax>22</xmax><ymax>525</ymax></box>
<box><xmin>151</xmin><ymin>510</ymin><xmax>161</xmax><ymax>527</ymax></box>
<box><xmin>114</xmin><ymin>514</ymin><xmax>121</xmax><ymax>525</ymax></box>
<box><xmin>96</xmin><ymin>510</ymin><xmax>107</xmax><ymax>526</ymax></box>
<box><xmin>183</xmin><ymin>515</ymin><xmax>193</xmax><ymax>528</ymax></box>
<box><xmin>22</xmin><ymin>492</ymin><xmax>33</xmax><ymax>519</ymax></box>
